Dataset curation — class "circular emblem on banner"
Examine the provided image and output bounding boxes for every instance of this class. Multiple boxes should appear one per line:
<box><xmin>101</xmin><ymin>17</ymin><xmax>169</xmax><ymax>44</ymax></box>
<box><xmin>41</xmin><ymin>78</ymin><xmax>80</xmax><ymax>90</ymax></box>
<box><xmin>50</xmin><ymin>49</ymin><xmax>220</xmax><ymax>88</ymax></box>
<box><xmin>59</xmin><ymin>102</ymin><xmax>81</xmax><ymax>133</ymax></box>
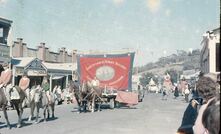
<box><xmin>96</xmin><ymin>66</ymin><xmax>115</xmax><ymax>81</ymax></box>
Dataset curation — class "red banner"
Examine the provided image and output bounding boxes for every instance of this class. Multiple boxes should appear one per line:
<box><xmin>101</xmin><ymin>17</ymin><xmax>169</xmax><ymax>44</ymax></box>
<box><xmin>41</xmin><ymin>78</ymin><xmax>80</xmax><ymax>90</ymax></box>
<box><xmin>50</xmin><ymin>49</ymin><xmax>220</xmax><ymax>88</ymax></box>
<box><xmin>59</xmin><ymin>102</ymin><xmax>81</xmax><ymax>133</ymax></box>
<box><xmin>115</xmin><ymin>91</ymin><xmax>138</xmax><ymax>105</ymax></box>
<box><xmin>78</xmin><ymin>55</ymin><xmax>132</xmax><ymax>90</ymax></box>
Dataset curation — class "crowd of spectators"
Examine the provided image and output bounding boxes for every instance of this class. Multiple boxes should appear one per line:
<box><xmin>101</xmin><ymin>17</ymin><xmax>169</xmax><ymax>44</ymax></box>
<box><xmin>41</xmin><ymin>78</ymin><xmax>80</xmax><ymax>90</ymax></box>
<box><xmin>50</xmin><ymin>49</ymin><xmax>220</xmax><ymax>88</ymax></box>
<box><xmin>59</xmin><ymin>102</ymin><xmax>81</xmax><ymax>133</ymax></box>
<box><xmin>177</xmin><ymin>73</ymin><xmax>220</xmax><ymax>134</ymax></box>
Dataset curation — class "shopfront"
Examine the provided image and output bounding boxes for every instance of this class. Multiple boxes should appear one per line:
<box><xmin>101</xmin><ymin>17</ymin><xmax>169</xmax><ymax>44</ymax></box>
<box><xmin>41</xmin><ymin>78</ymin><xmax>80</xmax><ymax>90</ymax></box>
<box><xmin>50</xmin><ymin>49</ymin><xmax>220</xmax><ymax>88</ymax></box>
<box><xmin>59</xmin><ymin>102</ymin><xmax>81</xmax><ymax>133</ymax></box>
<box><xmin>12</xmin><ymin>57</ymin><xmax>47</xmax><ymax>88</ymax></box>
<box><xmin>43</xmin><ymin>62</ymin><xmax>76</xmax><ymax>91</ymax></box>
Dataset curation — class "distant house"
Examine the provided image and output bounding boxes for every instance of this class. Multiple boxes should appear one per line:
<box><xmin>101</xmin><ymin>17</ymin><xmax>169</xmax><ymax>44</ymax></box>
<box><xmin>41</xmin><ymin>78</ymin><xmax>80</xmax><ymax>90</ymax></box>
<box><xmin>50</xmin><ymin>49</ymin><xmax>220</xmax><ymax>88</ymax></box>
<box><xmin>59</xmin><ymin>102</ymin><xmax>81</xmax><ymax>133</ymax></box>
<box><xmin>181</xmin><ymin>69</ymin><xmax>200</xmax><ymax>80</ymax></box>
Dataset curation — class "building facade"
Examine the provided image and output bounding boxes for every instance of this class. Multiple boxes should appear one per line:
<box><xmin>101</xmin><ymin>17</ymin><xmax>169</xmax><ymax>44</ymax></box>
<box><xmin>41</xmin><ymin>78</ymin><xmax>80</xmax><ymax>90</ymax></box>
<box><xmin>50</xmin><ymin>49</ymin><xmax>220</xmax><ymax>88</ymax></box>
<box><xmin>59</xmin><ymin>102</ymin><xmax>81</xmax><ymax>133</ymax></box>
<box><xmin>12</xmin><ymin>57</ymin><xmax>76</xmax><ymax>91</ymax></box>
<box><xmin>0</xmin><ymin>17</ymin><xmax>12</xmax><ymax>64</ymax></box>
<box><xmin>200</xmin><ymin>28</ymin><xmax>220</xmax><ymax>75</ymax></box>
<box><xmin>0</xmin><ymin>44</ymin><xmax>10</xmax><ymax>64</ymax></box>
<box><xmin>0</xmin><ymin>17</ymin><xmax>12</xmax><ymax>44</ymax></box>
<box><xmin>12</xmin><ymin>38</ymin><xmax>77</xmax><ymax>63</ymax></box>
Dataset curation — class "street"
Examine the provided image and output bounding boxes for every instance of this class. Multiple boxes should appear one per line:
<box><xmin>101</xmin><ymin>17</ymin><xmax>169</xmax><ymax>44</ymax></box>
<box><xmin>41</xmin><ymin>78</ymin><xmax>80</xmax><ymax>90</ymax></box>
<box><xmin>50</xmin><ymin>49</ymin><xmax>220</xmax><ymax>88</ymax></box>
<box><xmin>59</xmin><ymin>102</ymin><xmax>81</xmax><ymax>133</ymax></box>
<box><xmin>0</xmin><ymin>93</ymin><xmax>188</xmax><ymax>134</ymax></box>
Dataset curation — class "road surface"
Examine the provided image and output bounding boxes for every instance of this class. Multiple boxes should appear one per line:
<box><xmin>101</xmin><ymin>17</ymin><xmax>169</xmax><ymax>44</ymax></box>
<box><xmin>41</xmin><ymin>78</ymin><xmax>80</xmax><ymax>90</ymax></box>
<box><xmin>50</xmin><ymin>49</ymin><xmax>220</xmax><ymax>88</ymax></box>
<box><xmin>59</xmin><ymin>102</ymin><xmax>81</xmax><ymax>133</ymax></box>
<box><xmin>0</xmin><ymin>92</ymin><xmax>188</xmax><ymax>134</ymax></box>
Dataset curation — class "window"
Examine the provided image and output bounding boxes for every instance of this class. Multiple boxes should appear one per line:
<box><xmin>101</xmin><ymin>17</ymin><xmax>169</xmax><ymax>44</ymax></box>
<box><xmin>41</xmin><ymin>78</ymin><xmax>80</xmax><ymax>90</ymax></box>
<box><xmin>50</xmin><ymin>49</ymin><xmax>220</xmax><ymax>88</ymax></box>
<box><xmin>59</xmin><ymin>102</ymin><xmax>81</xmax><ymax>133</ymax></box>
<box><xmin>0</xmin><ymin>28</ymin><xmax>3</xmax><ymax>37</ymax></box>
<box><xmin>216</xmin><ymin>43</ymin><xmax>220</xmax><ymax>72</ymax></box>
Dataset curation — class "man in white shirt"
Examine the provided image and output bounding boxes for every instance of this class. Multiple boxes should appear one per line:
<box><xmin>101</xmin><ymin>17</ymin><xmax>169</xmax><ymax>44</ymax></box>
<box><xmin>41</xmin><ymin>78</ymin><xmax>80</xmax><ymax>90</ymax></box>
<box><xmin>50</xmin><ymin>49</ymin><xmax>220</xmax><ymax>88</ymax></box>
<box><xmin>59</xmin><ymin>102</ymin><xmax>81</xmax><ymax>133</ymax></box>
<box><xmin>91</xmin><ymin>77</ymin><xmax>100</xmax><ymax>87</ymax></box>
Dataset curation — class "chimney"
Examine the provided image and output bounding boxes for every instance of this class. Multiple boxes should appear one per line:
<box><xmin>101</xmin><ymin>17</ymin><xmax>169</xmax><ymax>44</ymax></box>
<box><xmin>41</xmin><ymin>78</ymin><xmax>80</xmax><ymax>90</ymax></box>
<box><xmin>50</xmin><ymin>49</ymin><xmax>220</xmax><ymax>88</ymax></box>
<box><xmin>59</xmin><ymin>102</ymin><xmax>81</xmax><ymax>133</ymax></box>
<box><xmin>38</xmin><ymin>42</ymin><xmax>46</xmax><ymax>61</ymax></box>
<box><xmin>17</xmin><ymin>38</ymin><xmax>23</xmax><ymax>57</ymax></box>
<box><xmin>61</xmin><ymin>47</ymin><xmax>66</xmax><ymax>63</ymax></box>
<box><xmin>40</xmin><ymin>42</ymin><xmax>45</xmax><ymax>47</ymax></box>
<box><xmin>72</xmin><ymin>49</ymin><xmax>77</xmax><ymax>63</ymax></box>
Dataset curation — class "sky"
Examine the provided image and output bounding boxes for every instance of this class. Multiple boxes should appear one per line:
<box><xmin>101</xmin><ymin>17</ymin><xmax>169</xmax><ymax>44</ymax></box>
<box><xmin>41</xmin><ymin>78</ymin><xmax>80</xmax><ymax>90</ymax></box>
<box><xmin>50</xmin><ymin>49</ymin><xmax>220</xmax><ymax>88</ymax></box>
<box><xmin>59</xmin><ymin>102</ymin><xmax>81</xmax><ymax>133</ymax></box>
<box><xmin>0</xmin><ymin>0</ymin><xmax>220</xmax><ymax>66</ymax></box>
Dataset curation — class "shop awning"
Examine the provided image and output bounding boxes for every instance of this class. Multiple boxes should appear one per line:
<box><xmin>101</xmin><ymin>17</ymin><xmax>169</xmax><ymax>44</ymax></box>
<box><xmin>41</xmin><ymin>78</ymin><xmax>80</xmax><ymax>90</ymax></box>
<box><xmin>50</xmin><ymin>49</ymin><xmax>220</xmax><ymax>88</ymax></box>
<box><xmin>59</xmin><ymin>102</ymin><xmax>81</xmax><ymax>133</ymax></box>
<box><xmin>52</xmin><ymin>76</ymin><xmax>64</xmax><ymax>80</ymax></box>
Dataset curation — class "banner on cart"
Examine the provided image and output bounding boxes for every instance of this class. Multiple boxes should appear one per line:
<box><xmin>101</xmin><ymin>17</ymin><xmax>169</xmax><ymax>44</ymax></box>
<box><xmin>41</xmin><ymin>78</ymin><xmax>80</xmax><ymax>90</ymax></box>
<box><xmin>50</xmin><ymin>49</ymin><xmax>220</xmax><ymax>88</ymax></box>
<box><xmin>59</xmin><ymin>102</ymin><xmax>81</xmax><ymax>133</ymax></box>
<box><xmin>77</xmin><ymin>53</ymin><xmax>135</xmax><ymax>91</ymax></box>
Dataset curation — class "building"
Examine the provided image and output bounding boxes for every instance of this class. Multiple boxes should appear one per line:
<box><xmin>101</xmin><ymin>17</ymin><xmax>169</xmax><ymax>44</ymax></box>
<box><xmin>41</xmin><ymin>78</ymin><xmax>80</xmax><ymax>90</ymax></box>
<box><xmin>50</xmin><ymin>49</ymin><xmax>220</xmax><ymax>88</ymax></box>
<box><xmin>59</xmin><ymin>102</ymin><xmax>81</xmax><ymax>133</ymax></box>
<box><xmin>12</xmin><ymin>57</ymin><xmax>76</xmax><ymax>91</ymax></box>
<box><xmin>12</xmin><ymin>38</ymin><xmax>77</xmax><ymax>63</ymax></box>
<box><xmin>1</xmin><ymin>17</ymin><xmax>78</xmax><ymax>90</ymax></box>
<box><xmin>181</xmin><ymin>69</ymin><xmax>200</xmax><ymax>81</ymax></box>
<box><xmin>0</xmin><ymin>44</ymin><xmax>10</xmax><ymax>64</ymax></box>
<box><xmin>200</xmin><ymin>28</ymin><xmax>220</xmax><ymax>75</ymax></box>
<box><xmin>0</xmin><ymin>17</ymin><xmax>12</xmax><ymax>64</ymax></box>
<box><xmin>0</xmin><ymin>17</ymin><xmax>12</xmax><ymax>44</ymax></box>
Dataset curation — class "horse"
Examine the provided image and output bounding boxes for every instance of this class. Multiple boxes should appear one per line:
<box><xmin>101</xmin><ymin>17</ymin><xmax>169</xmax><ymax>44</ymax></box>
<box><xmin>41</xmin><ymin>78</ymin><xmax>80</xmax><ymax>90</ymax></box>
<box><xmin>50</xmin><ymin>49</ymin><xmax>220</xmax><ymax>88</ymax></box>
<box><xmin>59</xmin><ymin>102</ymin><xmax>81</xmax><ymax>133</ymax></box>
<box><xmin>70</xmin><ymin>80</ymin><xmax>104</xmax><ymax>113</ymax></box>
<box><xmin>9</xmin><ymin>85</ymin><xmax>26</xmax><ymax>128</ymax></box>
<box><xmin>28</xmin><ymin>86</ymin><xmax>55</xmax><ymax>123</ymax></box>
<box><xmin>0</xmin><ymin>87</ymin><xmax>11</xmax><ymax>129</ymax></box>
<box><xmin>27</xmin><ymin>85</ymin><xmax>41</xmax><ymax>122</ymax></box>
<box><xmin>85</xmin><ymin>82</ymin><xmax>103</xmax><ymax>112</ymax></box>
<box><xmin>69</xmin><ymin>80</ymin><xmax>89</xmax><ymax>113</ymax></box>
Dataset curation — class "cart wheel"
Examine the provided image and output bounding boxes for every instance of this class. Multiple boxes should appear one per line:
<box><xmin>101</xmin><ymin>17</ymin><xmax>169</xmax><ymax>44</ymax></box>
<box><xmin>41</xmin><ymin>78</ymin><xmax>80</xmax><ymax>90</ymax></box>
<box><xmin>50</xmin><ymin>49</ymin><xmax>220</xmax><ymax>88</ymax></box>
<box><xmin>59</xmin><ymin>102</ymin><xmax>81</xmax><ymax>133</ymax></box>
<box><xmin>109</xmin><ymin>98</ymin><xmax>115</xmax><ymax>109</ymax></box>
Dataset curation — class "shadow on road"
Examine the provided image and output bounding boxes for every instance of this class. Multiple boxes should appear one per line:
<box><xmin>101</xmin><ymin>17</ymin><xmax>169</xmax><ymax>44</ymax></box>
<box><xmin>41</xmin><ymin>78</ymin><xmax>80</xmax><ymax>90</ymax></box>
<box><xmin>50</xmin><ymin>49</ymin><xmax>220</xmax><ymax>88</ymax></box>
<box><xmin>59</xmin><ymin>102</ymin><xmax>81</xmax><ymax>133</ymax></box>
<box><xmin>38</xmin><ymin>117</ymin><xmax>59</xmax><ymax>123</ymax></box>
<box><xmin>116</xmin><ymin>106</ymin><xmax>137</xmax><ymax>109</ymax></box>
<box><xmin>0</xmin><ymin>118</ymin><xmax>33</xmax><ymax>129</ymax></box>
<box><xmin>0</xmin><ymin>121</ymin><xmax>8</xmax><ymax>129</ymax></box>
<box><xmin>70</xmin><ymin>104</ymin><xmax>138</xmax><ymax>113</ymax></box>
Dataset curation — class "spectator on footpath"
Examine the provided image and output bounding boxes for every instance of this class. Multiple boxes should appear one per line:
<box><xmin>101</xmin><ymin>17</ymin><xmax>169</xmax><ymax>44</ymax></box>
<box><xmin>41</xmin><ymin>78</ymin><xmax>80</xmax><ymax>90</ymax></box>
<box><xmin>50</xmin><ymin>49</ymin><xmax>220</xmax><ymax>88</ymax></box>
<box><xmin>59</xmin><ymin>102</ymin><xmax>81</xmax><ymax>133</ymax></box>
<box><xmin>177</xmin><ymin>98</ymin><xmax>199</xmax><ymax>134</ymax></box>
<box><xmin>184</xmin><ymin>87</ymin><xmax>190</xmax><ymax>103</ymax></box>
<box><xmin>193</xmin><ymin>73</ymin><xmax>220</xmax><ymax>134</ymax></box>
<box><xmin>202</xmin><ymin>94</ymin><xmax>220</xmax><ymax>134</ymax></box>
<box><xmin>201</xmin><ymin>94</ymin><xmax>220</xmax><ymax>134</ymax></box>
<box><xmin>178</xmin><ymin>74</ymin><xmax>217</xmax><ymax>134</ymax></box>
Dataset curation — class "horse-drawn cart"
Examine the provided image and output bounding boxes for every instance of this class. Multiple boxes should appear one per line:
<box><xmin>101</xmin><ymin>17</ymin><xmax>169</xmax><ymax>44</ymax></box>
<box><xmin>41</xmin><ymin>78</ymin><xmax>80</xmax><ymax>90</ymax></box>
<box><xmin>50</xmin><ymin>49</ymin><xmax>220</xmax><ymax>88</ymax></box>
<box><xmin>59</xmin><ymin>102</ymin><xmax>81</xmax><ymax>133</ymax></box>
<box><xmin>71</xmin><ymin>51</ymin><xmax>136</xmax><ymax>112</ymax></box>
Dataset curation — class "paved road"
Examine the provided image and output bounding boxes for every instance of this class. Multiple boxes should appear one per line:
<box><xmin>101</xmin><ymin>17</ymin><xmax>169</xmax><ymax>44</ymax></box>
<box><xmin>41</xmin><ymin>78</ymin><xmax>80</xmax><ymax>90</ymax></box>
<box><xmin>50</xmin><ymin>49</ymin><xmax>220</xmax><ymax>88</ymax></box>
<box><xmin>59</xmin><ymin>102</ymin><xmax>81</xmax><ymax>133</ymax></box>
<box><xmin>0</xmin><ymin>93</ymin><xmax>188</xmax><ymax>134</ymax></box>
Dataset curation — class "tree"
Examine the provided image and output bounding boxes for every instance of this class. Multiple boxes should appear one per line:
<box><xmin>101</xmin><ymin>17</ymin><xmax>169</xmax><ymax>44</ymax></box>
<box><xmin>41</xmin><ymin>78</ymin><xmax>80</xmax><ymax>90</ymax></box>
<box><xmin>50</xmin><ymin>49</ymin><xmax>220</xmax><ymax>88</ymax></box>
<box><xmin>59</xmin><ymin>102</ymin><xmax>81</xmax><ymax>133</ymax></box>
<box><xmin>139</xmin><ymin>72</ymin><xmax>158</xmax><ymax>87</ymax></box>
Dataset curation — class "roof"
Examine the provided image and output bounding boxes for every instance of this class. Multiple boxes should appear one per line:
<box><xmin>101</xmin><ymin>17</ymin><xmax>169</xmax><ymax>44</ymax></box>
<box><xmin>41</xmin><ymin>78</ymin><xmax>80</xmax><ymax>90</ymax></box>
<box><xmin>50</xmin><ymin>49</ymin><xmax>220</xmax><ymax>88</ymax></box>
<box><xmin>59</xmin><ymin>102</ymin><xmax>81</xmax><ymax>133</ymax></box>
<box><xmin>12</xmin><ymin>57</ymin><xmax>76</xmax><ymax>75</ymax></box>
<box><xmin>0</xmin><ymin>17</ymin><xmax>13</xmax><ymax>27</ymax></box>
<box><xmin>181</xmin><ymin>71</ymin><xmax>200</xmax><ymax>79</ymax></box>
<box><xmin>12</xmin><ymin>57</ymin><xmax>36</xmax><ymax>67</ymax></box>
<box><xmin>43</xmin><ymin>62</ymin><xmax>77</xmax><ymax>71</ymax></box>
<box><xmin>212</xmin><ymin>27</ymin><xmax>220</xmax><ymax>32</ymax></box>
<box><xmin>77</xmin><ymin>49</ymin><xmax>135</xmax><ymax>55</ymax></box>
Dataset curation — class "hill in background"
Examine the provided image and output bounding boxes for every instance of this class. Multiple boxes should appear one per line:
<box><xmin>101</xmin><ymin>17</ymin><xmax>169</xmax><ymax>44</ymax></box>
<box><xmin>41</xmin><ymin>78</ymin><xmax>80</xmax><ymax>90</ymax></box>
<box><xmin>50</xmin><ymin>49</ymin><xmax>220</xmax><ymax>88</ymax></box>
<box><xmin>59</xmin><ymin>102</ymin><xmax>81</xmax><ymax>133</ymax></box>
<box><xmin>133</xmin><ymin>49</ymin><xmax>201</xmax><ymax>76</ymax></box>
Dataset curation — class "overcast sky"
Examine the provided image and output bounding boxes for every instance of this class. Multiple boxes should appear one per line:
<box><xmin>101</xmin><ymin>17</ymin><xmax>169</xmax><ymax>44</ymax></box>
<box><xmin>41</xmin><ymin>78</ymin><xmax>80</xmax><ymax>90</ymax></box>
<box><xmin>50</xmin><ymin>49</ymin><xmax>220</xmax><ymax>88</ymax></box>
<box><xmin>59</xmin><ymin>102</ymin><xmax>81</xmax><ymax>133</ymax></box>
<box><xmin>0</xmin><ymin>0</ymin><xmax>219</xmax><ymax>66</ymax></box>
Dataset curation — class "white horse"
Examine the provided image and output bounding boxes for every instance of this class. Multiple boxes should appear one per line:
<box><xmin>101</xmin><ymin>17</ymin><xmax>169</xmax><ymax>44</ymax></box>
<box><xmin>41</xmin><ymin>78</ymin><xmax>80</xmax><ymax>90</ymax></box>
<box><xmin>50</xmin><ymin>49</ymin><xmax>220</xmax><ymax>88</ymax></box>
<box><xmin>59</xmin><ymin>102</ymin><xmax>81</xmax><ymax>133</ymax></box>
<box><xmin>28</xmin><ymin>85</ymin><xmax>55</xmax><ymax>123</ymax></box>
<box><xmin>0</xmin><ymin>86</ymin><xmax>11</xmax><ymax>129</ymax></box>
